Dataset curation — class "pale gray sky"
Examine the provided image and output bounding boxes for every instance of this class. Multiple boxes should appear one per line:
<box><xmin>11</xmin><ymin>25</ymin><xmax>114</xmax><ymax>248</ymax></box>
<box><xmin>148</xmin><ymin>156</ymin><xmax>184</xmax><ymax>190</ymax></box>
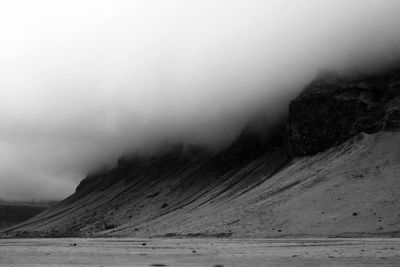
<box><xmin>0</xmin><ymin>0</ymin><xmax>399</xmax><ymax>200</ymax></box>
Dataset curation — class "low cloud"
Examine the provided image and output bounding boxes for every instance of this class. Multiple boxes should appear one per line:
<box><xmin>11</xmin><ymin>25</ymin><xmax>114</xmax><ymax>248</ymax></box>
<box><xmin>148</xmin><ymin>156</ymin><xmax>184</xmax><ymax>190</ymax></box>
<box><xmin>0</xmin><ymin>0</ymin><xmax>399</xmax><ymax>200</ymax></box>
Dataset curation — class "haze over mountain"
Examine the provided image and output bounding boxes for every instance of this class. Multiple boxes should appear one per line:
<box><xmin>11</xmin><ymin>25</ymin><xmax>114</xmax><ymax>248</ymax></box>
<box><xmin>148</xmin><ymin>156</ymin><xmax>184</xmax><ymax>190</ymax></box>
<box><xmin>2</xmin><ymin>63</ymin><xmax>400</xmax><ymax>238</ymax></box>
<box><xmin>1</xmin><ymin>0</ymin><xmax>400</xmax><ymax>202</ymax></box>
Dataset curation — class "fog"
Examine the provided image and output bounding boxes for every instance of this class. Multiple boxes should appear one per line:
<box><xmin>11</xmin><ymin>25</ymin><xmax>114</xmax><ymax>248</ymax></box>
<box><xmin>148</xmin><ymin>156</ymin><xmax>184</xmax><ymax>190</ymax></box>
<box><xmin>0</xmin><ymin>0</ymin><xmax>399</xmax><ymax>201</ymax></box>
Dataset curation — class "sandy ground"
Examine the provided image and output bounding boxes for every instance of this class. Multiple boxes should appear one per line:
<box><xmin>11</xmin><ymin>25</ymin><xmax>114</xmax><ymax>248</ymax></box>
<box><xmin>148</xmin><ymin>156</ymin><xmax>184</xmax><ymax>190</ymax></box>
<box><xmin>1</xmin><ymin>238</ymin><xmax>400</xmax><ymax>267</ymax></box>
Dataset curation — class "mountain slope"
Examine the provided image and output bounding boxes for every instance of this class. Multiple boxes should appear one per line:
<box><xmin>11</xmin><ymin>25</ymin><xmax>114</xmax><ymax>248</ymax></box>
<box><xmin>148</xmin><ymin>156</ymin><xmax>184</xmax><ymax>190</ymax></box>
<box><xmin>2</xmin><ymin>65</ymin><xmax>400</xmax><ymax>238</ymax></box>
<box><xmin>116</xmin><ymin>132</ymin><xmax>400</xmax><ymax>237</ymax></box>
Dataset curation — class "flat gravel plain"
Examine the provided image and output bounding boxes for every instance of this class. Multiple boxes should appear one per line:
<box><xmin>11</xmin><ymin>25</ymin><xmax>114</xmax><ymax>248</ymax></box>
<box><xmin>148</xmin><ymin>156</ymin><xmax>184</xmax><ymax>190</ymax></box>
<box><xmin>1</xmin><ymin>238</ymin><xmax>400</xmax><ymax>267</ymax></box>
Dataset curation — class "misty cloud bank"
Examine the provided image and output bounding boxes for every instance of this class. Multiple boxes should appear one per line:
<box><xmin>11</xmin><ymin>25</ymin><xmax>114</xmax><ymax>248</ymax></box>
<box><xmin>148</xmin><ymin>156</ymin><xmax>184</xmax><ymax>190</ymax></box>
<box><xmin>0</xmin><ymin>0</ymin><xmax>399</xmax><ymax>200</ymax></box>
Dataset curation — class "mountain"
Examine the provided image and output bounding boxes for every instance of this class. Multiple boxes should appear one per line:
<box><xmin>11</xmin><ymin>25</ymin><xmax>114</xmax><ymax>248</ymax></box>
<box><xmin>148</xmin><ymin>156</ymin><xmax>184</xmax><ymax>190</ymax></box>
<box><xmin>0</xmin><ymin>200</ymin><xmax>56</xmax><ymax>230</ymax></box>
<box><xmin>2</xmin><ymin>65</ymin><xmax>400</xmax><ymax>238</ymax></box>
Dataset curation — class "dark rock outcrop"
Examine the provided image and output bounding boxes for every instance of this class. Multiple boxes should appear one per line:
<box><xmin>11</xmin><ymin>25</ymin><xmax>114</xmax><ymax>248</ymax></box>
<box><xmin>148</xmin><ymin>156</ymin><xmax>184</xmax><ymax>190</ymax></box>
<box><xmin>288</xmin><ymin>66</ymin><xmax>400</xmax><ymax>155</ymax></box>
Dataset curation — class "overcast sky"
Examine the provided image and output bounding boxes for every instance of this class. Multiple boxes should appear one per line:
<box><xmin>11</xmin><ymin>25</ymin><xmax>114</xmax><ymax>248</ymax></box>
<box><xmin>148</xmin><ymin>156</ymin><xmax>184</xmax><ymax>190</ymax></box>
<box><xmin>0</xmin><ymin>0</ymin><xmax>399</xmax><ymax>201</ymax></box>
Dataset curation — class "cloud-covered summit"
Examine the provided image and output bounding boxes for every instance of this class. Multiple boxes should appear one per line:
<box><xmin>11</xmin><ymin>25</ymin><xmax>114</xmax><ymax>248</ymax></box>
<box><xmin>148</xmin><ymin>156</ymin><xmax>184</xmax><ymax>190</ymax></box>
<box><xmin>0</xmin><ymin>0</ymin><xmax>399</xmax><ymax>200</ymax></box>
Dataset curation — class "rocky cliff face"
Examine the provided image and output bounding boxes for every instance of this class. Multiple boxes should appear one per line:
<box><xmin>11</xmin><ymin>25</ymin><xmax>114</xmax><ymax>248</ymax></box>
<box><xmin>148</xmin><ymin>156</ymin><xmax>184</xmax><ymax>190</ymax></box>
<box><xmin>288</xmin><ymin>67</ymin><xmax>400</xmax><ymax>155</ymax></box>
<box><xmin>2</xmin><ymin>65</ymin><xmax>400</xmax><ymax>238</ymax></box>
